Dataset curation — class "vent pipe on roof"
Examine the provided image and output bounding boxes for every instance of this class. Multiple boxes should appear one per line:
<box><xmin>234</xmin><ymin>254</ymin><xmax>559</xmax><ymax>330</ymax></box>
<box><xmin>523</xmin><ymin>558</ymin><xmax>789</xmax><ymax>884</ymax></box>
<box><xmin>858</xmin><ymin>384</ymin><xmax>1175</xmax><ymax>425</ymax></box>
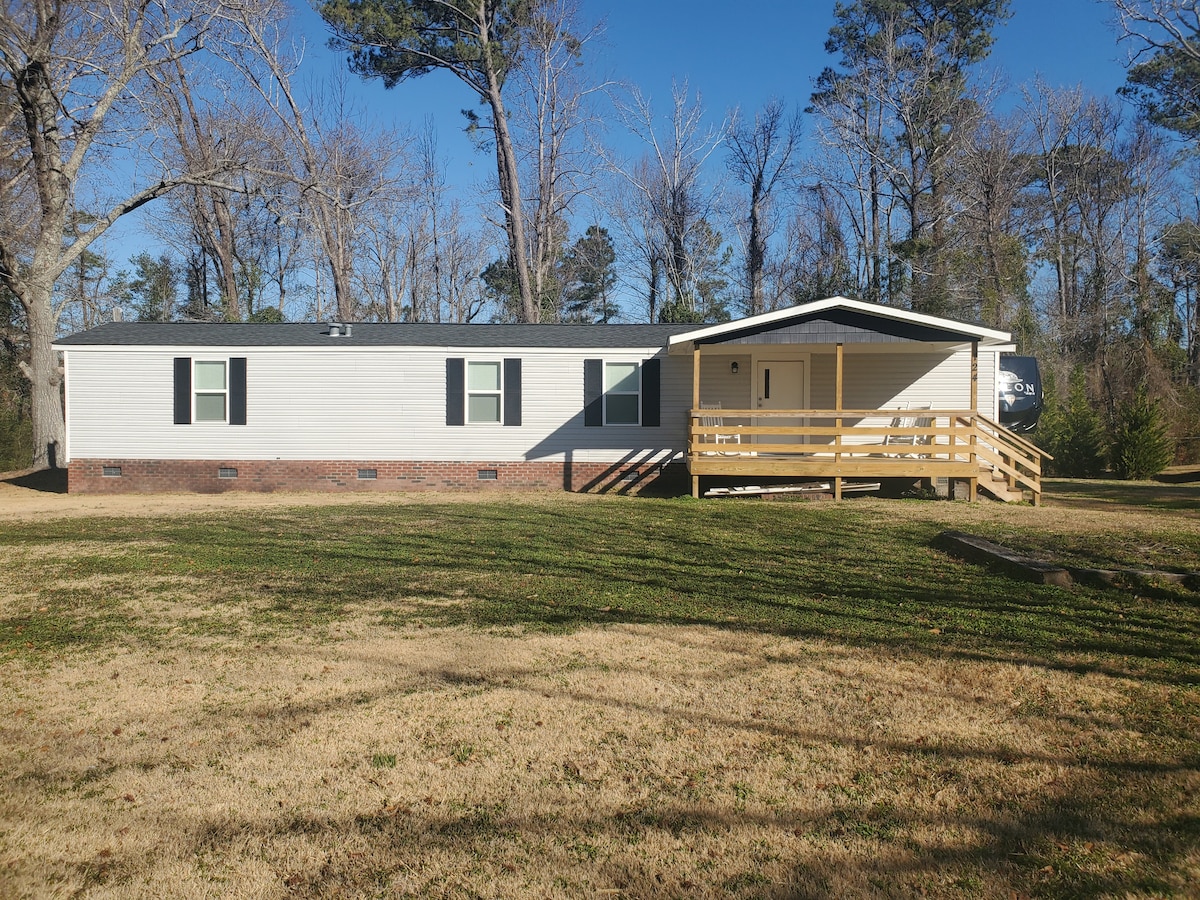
<box><xmin>328</xmin><ymin>322</ymin><xmax>341</xmax><ymax>337</ymax></box>
<box><xmin>344</xmin><ymin>323</ymin><xmax>353</xmax><ymax>337</ymax></box>
<box><xmin>112</xmin><ymin>306</ymin><xmax>123</xmax><ymax>322</ymax></box>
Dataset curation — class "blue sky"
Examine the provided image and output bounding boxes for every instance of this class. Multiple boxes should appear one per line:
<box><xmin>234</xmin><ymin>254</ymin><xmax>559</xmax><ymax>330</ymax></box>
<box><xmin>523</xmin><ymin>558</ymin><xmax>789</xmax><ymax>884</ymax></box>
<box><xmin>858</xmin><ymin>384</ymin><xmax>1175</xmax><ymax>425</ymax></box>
<box><xmin>593</xmin><ymin>0</ymin><xmax>1128</xmax><ymax>116</ymax></box>
<box><xmin>284</xmin><ymin>0</ymin><xmax>1133</xmax><ymax>188</ymax></box>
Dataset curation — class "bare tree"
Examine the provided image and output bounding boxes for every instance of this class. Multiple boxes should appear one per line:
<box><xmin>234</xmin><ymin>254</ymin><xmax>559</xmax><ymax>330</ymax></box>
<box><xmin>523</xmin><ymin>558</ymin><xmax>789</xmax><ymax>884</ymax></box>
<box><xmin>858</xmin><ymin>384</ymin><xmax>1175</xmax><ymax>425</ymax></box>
<box><xmin>602</xmin><ymin>160</ymin><xmax>667</xmax><ymax>323</ymax></box>
<box><xmin>778</xmin><ymin>186</ymin><xmax>858</xmax><ymax>307</ymax></box>
<box><xmin>357</xmin><ymin>134</ymin><xmax>433</xmax><ymax>324</ymax></box>
<box><xmin>1021</xmin><ymin>80</ymin><xmax>1090</xmax><ymax>327</ymax></box>
<box><xmin>359</xmin><ymin>192</ymin><xmax>415</xmax><ymax>323</ymax></box>
<box><xmin>0</xmin><ymin>0</ymin><xmax>261</xmax><ymax>468</ymax></box>
<box><xmin>222</xmin><ymin>9</ymin><xmax>410</xmax><ymax>323</ymax></box>
<box><xmin>950</xmin><ymin>111</ymin><xmax>1035</xmax><ymax>331</ymax></box>
<box><xmin>1160</xmin><ymin>159</ymin><xmax>1200</xmax><ymax>386</ymax></box>
<box><xmin>320</xmin><ymin>0</ymin><xmax>542</xmax><ymax>322</ymax></box>
<box><xmin>305</xmin><ymin>86</ymin><xmax>409</xmax><ymax>322</ymax></box>
<box><xmin>726</xmin><ymin>99</ymin><xmax>802</xmax><ymax>315</ymax></box>
<box><xmin>438</xmin><ymin>206</ymin><xmax>493</xmax><ymax>323</ymax></box>
<box><xmin>509</xmin><ymin>0</ymin><xmax>605</xmax><ymax>321</ymax></box>
<box><xmin>148</xmin><ymin>57</ymin><xmax>247</xmax><ymax>319</ymax></box>
<box><xmin>1114</xmin><ymin>0</ymin><xmax>1200</xmax><ymax>138</ymax></box>
<box><xmin>607</xmin><ymin>83</ymin><xmax>728</xmax><ymax>321</ymax></box>
<box><xmin>809</xmin><ymin>0</ymin><xmax>1009</xmax><ymax>313</ymax></box>
<box><xmin>806</xmin><ymin>24</ymin><xmax>899</xmax><ymax>304</ymax></box>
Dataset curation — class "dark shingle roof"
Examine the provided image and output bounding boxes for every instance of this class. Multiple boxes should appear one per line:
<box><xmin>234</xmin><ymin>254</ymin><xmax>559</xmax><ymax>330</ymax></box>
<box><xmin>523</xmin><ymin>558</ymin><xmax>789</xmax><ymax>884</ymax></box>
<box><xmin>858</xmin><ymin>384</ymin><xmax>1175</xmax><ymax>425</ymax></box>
<box><xmin>55</xmin><ymin>322</ymin><xmax>695</xmax><ymax>349</ymax></box>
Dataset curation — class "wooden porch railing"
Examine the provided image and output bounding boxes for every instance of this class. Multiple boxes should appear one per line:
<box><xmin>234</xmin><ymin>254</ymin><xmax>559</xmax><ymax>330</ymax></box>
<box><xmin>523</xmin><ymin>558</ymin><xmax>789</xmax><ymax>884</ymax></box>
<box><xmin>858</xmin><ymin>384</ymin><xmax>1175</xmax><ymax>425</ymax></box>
<box><xmin>686</xmin><ymin>408</ymin><xmax>1051</xmax><ymax>503</ymax></box>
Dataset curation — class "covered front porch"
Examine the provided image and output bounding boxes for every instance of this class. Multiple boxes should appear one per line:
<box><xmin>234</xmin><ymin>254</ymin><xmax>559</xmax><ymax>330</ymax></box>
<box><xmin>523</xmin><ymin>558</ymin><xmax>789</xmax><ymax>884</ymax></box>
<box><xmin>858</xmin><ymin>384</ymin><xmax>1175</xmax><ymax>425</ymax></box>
<box><xmin>667</xmin><ymin>299</ymin><xmax>1050</xmax><ymax>503</ymax></box>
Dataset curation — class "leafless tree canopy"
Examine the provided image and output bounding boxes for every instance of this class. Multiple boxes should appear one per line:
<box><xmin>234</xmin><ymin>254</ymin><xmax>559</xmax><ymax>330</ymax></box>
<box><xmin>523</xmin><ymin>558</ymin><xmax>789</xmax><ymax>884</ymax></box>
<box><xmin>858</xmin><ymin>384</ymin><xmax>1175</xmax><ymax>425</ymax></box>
<box><xmin>6</xmin><ymin>0</ymin><xmax>1200</xmax><ymax>469</ymax></box>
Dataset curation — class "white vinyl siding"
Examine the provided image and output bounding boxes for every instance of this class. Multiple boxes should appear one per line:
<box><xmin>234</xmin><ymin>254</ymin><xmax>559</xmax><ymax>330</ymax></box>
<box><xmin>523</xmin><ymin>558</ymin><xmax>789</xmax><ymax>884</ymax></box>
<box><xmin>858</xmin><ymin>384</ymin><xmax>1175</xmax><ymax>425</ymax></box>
<box><xmin>698</xmin><ymin>353</ymin><xmax>753</xmax><ymax>411</ymax></box>
<box><xmin>806</xmin><ymin>347</ymin><xmax>991</xmax><ymax>414</ymax></box>
<box><xmin>62</xmin><ymin>347</ymin><xmax>685</xmax><ymax>464</ymax></box>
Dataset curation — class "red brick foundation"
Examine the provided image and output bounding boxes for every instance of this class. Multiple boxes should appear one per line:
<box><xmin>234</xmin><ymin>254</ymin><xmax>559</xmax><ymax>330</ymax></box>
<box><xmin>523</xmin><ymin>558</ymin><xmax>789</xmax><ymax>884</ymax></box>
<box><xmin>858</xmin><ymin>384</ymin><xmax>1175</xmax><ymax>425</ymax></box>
<box><xmin>68</xmin><ymin>458</ymin><xmax>688</xmax><ymax>495</ymax></box>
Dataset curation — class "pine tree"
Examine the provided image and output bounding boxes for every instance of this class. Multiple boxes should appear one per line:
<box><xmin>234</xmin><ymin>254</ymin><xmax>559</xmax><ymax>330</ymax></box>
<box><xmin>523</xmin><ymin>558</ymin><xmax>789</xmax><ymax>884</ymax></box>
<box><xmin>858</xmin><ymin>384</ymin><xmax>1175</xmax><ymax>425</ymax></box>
<box><xmin>1110</xmin><ymin>389</ymin><xmax>1175</xmax><ymax>480</ymax></box>
<box><xmin>561</xmin><ymin>227</ymin><xmax>617</xmax><ymax>324</ymax></box>
<box><xmin>1041</xmin><ymin>367</ymin><xmax>1107</xmax><ymax>477</ymax></box>
<box><xmin>127</xmin><ymin>253</ymin><xmax>180</xmax><ymax>323</ymax></box>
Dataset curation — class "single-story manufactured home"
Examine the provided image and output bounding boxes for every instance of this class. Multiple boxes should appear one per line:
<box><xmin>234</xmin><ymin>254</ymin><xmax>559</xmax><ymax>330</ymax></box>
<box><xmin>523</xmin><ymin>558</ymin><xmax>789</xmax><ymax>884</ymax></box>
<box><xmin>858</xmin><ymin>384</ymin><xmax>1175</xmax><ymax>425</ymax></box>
<box><xmin>54</xmin><ymin>297</ymin><xmax>1048</xmax><ymax>502</ymax></box>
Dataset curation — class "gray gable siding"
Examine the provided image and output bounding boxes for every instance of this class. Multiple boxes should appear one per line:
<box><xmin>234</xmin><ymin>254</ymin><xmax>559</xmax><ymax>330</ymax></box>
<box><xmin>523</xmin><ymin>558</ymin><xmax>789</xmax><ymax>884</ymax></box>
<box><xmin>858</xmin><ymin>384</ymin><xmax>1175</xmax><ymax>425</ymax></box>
<box><xmin>696</xmin><ymin>310</ymin><xmax>972</xmax><ymax>346</ymax></box>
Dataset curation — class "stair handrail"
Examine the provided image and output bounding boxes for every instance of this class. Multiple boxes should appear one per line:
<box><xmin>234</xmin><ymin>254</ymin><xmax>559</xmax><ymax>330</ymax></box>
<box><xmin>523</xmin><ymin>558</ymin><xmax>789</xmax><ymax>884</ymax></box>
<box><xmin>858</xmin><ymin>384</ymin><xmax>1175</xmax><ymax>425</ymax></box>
<box><xmin>966</xmin><ymin>413</ymin><xmax>1051</xmax><ymax>503</ymax></box>
<box><xmin>974</xmin><ymin>413</ymin><xmax>1053</xmax><ymax>461</ymax></box>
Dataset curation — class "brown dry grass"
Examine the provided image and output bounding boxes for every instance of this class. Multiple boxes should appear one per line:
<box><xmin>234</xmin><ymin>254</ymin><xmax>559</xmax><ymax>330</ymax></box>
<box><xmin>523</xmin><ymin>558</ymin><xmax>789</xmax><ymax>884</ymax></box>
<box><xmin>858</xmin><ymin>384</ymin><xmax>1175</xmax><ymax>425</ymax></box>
<box><xmin>0</xmin><ymin>470</ymin><xmax>597</xmax><ymax>523</ymax></box>
<box><xmin>4</xmin><ymin>621</ymin><xmax>1177</xmax><ymax>900</ymax></box>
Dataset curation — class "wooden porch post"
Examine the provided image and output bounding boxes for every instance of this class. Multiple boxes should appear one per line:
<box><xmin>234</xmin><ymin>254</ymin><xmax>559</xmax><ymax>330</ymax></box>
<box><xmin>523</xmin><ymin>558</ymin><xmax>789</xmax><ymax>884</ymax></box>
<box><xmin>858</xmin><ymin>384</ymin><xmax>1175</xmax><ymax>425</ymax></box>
<box><xmin>970</xmin><ymin>341</ymin><xmax>978</xmax><ymax>411</ymax></box>
<box><xmin>692</xmin><ymin>345</ymin><xmax>701</xmax><ymax>498</ymax></box>
<box><xmin>834</xmin><ymin>343</ymin><xmax>843</xmax><ymax>501</ymax></box>
<box><xmin>969</xmin><ymin>341</ymin><xmax>978</xmax><ymax>501</ymax></box>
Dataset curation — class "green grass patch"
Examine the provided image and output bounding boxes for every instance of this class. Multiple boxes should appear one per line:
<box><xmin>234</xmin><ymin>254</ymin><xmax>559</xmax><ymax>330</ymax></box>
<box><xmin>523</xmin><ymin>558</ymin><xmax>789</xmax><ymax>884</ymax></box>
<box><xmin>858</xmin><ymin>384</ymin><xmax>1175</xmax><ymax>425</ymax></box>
<box><xmin>1</xmin><ymin>495</ymin><xmax>1198</xmax><ymax>687</ymax></box>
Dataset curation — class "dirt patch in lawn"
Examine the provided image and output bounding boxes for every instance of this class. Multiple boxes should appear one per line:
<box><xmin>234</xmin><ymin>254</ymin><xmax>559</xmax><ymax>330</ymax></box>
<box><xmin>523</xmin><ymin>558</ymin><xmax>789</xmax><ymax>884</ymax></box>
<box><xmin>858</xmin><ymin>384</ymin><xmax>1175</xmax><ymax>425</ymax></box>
<box><xmin>0</xmin><ymin>469</ymin><xmax>1194</xmax><ymax>531</ymax></box>
<box><xmin>0</xmin><ymin>469</ymin><xmax>597</xmax><ymax>523</ymax></box>
<box><xmin>2</xmin><ymin>623</ymin><xmax>1195</xmax><ymax>899</ymax></box>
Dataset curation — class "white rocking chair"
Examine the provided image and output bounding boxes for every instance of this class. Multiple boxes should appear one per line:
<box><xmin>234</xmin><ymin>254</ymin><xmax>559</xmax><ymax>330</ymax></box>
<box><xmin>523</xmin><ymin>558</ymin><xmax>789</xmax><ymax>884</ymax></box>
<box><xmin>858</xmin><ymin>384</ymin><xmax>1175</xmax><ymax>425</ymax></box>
<box><xmin>699</xmin><ymin>402</ymin><xmax>743</xmax><ymax>455</ymax></box>
<box><xmin>885</xmin><ymin>402</ymin><xmax>933</xmax><ymax>456</ymax></box>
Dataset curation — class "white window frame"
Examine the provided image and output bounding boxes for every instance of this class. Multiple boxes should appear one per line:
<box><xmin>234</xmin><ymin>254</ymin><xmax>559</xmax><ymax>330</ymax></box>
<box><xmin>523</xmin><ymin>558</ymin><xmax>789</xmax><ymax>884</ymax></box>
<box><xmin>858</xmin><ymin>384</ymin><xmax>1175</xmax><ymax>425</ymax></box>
<box><xmin>466</xmin><ymin>360</ymin><xmax>503</xmax><ymax>425</ymax></box>
<box><xmin>193</xmin><ymin>358</ymin><xmax>229</xmax><ymax>424</ymax></box>
<box><xmin>604</xmin><ymin>361</ymin><xmax>641</xmax><ymax>426</ymax></box>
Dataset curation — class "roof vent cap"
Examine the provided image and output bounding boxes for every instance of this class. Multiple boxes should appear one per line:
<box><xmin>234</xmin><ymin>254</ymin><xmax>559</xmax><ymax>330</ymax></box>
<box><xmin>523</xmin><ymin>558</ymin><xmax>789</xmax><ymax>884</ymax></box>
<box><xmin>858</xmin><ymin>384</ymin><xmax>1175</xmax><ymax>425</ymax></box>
<box><xmin>328</xmin><ymin>322</ymin><xmax>342</xmax><ymax>337</ymax></box>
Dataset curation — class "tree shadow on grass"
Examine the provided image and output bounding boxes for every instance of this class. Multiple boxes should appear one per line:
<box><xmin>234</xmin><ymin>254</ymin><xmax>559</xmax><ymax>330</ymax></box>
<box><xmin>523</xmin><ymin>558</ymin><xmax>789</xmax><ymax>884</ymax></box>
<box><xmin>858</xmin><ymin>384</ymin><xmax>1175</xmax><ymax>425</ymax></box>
<box><xmin>1</xmin><ymin>467</ymin><xmax>67</xmax><ymax>493</ymax></box>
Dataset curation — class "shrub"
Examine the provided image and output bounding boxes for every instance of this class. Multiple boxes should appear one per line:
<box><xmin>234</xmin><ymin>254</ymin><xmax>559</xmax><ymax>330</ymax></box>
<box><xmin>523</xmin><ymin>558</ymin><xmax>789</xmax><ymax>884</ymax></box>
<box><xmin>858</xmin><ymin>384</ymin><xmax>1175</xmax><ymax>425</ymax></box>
<box><xmin>1110</xmin><ymin>389</ymin><xmax>1174</xmax><ymax>480</ymax></box>
<box><xmin>1040</xmin><ymin>367</ymin><xmax>1107</xmax><ymax>478</ymax></box>
<box><xmin>0</xmin><ymin>408</ymin><xmax>32</xmax><ymax>472</ymax></box>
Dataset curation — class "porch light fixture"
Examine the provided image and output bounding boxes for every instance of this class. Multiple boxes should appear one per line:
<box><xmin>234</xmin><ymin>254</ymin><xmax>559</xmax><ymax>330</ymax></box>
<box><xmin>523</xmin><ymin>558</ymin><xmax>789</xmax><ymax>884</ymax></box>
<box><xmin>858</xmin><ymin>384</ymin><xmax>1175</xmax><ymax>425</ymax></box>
<box><xmin>730</xmin><ymin>361</ymin><xmax>739</xmax><ymax>374</ymax></box>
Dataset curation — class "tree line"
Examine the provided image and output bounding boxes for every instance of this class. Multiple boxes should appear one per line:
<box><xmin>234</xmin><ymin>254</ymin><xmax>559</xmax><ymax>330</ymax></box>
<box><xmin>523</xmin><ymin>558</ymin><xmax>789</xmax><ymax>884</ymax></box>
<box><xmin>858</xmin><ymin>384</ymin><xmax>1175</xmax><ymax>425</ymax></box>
<box><xmin>2</xmin><ymin>0</ymin><xmax>1199</xmax><ymax>475</ymax></box>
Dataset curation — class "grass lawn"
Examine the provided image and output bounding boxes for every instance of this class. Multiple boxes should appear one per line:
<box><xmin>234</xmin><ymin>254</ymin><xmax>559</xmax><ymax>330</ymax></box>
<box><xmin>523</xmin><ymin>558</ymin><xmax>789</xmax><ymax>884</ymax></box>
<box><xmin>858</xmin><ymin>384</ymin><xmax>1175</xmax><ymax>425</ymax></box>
<box><xmin>1</xmin><ymin>484</ymin><xmax>1198</xmax><ymax>898</ymax></box>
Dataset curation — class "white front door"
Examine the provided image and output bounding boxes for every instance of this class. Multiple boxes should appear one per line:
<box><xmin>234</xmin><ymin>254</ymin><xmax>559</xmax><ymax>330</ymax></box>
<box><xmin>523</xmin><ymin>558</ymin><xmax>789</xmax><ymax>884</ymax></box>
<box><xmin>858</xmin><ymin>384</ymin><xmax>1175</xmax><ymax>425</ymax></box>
<box><xmin>756</xmin><ymin>360</ymin><xmax>806</xmax><ymax>444</ymax></box>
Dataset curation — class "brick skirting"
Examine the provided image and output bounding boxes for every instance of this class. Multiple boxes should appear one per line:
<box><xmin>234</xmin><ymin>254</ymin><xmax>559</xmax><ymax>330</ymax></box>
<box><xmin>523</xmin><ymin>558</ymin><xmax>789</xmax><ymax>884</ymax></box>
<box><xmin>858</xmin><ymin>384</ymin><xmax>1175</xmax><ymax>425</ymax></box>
<box><xmin>68</xmin><ymin>458</ymin><xmax>688</xmax><ymax>495</ymax></box>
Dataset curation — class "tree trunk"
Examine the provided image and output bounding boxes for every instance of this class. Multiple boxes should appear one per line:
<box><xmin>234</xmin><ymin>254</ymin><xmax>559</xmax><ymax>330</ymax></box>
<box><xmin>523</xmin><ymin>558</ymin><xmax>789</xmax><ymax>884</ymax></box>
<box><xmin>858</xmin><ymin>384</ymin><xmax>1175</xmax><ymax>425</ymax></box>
<box><xmin>869</xmin><ymin>161</ymin><xmax>882</xmax><ymax>304</ymax></box>
<box><xmin>23</xmin><ymin>282</ymin><xmax>64</xmax><ymax>469</ymax></box>
<box><xmin>747</xmin><ymin>192</ymin><xmax>765</xmax><ymax>316</ymax></box>
<box><xmin>198</xmin><ymin>189</ymin><xmax>241</xmax><ymax>320</ymax></box>
<box><xmin>169</xmin><ymin>68</ymin><xmax>242</xmax><ymax>321</ymax></box>
<box><xmin>482</xmin><ymin>38</ymin><xmax>536</xmax><ymax>323</ymax></box>
<box><xmin>329</xmin><ymin>241</ymin><xmax>356</xmax><ymax>322</ymax></box>
<box><xmin>647</xmin><ymin>255</ymin><xmax>661</xmax><ymax>323</ymax></box>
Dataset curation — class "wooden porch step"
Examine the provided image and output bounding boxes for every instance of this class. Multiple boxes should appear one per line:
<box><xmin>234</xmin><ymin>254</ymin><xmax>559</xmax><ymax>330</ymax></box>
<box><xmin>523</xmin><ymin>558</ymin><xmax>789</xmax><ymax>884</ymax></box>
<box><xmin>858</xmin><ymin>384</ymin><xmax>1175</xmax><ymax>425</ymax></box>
<box><xmin>977</xmin><ymin>464</ymin><xmax>1027</xmax><ymax>503</ymax></box>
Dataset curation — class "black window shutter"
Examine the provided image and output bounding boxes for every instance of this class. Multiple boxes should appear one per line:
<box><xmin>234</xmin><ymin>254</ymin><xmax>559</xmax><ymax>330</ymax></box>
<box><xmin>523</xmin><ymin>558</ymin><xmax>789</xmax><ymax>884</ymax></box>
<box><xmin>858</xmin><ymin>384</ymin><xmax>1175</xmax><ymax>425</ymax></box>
<box><xmin>503</xmin><ymin>358</ymin><xmax>522</xmax><ymax>426</ymax></box>
<box><xmin>229</xmin><ymin>357</ymin><xmax>247</xmax><ymax>425</ymax></box>
<box><xmin>583</xmin><ymin>359</ymin><xmax>603</xmax><ymax>426</ymax></box>
<box><xmin>641</xmin><ymin>357</ymin><xmax>661</xmax><ymax>427</ymax></box>
<box><xmin>173</xmin><ymin>357</ymin><xmax>191</xmax><ymax>424</ymax></box>
<box><xmin>446</xmin><ymin>358</ymin><xmax>465</xmax><ymax>426</ymax></box>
